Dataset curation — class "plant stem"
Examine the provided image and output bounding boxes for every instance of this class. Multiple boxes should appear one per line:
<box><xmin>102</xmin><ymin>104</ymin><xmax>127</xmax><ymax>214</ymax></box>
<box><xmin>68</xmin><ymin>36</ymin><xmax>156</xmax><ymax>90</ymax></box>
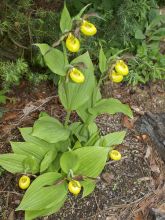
<box><xmin>62</xmin><ymin>41</ymin><xmax>69</xmax><ymax>65</ymax></box>
<box><xmin>64</xmin><ymin>110</ymin><xmax>71</xmax><ymax>127</ymax></box>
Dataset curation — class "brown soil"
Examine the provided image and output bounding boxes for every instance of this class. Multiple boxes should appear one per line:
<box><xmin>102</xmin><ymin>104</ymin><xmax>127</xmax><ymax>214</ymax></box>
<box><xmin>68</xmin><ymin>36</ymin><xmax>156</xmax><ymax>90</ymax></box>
<box><xmin>0</xmin><ymin>80</ymin><xmax>165</xmax><ymax>220</ymax></box>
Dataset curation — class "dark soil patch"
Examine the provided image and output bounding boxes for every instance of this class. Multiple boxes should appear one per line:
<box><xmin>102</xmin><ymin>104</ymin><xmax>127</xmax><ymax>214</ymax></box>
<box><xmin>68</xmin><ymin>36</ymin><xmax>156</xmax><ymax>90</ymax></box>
<box><xmin>34</xmin><ymin>0</ymin><xmax>64</xmax><ymax>11</ymax></box>
<box><xmin>0</xmin><ymin>80</ymin><xmax>165</xmax><ymax>220</ymax></box>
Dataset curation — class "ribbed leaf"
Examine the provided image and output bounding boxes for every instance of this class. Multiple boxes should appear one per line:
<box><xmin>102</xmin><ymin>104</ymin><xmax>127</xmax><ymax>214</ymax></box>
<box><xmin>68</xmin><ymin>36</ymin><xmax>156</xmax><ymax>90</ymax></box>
<box><xmin>95</xmin><ymin>131</ymin><xmax>126</xmax><ymax>148</ymax></box>
<box><xmin>75</xmin><ymin>146</ymin><xmax>109</xmax><ymax>178</ymax></box>
<box><xmin>25</xmin><ymin>197</ymin><xmax>66</xmax><ymax>220</ymax></box>
<box><xmin>69</xmin><ymin>122</ymin><xmax>87</xmax><ymax>142</ymax></box>
<box><xmin>40</xmin><ymin>150</ymin><xmax>57</xmax><ymax>173</ymax></box>
<box><xmin>73</xmin><ymin>4</ymin><xmax>91</xmax><ymax>20</ymax></box>
<box><xmin>60</xmin><ymin>151</ymin><xmax>79</xmax><ymax>174</ymax></box>
<box><xmin>19</xmin><ymin>127</ymin><xmax>70</xmax><ymax>152</ymax></box>
<box><xmin>89</xmin><ymin>98</ymin><xmax>133</xmax><ymax>118</ymax></box>
<box><xmin>76</xmin><ymin>87</ymin><xmax>102</xmax><ymax>123</ymax></box>
<box><xmin>17</xmin><ymin>172</ymin><xmax>67</xmax><ymax>211</ymax></box>
<box><xmin>35</xmin><ymin>44</ymin><xmax>66</xmax><ymax>76</ymax></box>
<box><xmin>32</xmin><ymin>115</ymin><xmax>70</xmax><ymax>143</ymax></box>
<box><xmin>23</xmin><ymin>156</ymin><xmax>40</xmax><ymax>174</ymax></box>
<box><xmin>99</xmin><ymin>46</ymin><xmax>107</xmax><ymax>73</ymax></box>
<box><xmin>11</xmin><ymin>142</ymin><xmax>46</xmax><ymax>161</ymax></box>
<box><xmin>81</xmin><ymin>179</ymin><xmax>96</xmax><ymax>198</ymax></box>
<box><xmin>58</xmin><ymin>52</ymin><xmax>95</xmax><ymax>110</ymax></box>
<box><xmin>60</xmin><ymin>3</ymin><xmax>72</xmax><ymax>33</ymax></box>
<box><xmin>46</xmin><ymin>152</ymin><xmax>62</xmax><ymax>172</ymax></box>
<box><xmin>88</xmin><ymin>122</ymin><xmax>98</xmax><ymax>136</ymax></box>
<box><xmin>0</xmin><ymin>154</ymin><xmax>27</xmax><ymax>173</ymax></box>
<box><xmin>19</xmin><ymin>127</ymin><xmax>56</xmax><ymax>150</ymax></box>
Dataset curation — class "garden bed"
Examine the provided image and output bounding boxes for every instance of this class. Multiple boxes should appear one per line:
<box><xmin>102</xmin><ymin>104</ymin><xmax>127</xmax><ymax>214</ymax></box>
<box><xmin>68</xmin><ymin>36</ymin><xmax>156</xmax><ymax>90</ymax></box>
<box><xmin>0</xmin><ymin>80</ymin><xmax>165</xmax><ymax>220</ymax></box>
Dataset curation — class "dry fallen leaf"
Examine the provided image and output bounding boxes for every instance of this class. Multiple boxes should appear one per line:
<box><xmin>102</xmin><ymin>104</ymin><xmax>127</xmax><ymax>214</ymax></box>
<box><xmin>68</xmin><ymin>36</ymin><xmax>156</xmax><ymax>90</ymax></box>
<box><xmin>145</xmin><ymin>146</ymin><xmax>152</xmax><ymax>159</ymax></box>
<box><xmin>22</xmin><ymin>103</ymin><xmax>36</xmax><ymax>116</ymax></box>
<box><xmin>142</xmin><ymin>134</ymin><xmax>148</xmax><ymax>141</ymax></box>
<box><xmin>136</xmin><ymin>135</ymin><xmax>142</xmax><ymax>141</ymax></box>
<box><xmin>134</xmin><ymin>212</ymin><xmax>143</xmax><ymax>220</ymax></box>
<box><xmin>2</xmin><ymin>112</ymin><xmax>17</xmax><ymax>121</ymax></box>
<box><xmin>102</xmin><ymin>172</ymin><xmax>114</xmax><ymax>184</ymax></box>
<box><xmin>122</xmin><ymin>116</ymin><xmax>134</xmax><ymax>129</ymax></box>
<box><xmin>8</xmin><ymin>210</ymin><xmax>15</xmax><ymax>220</ymax></box>
<box><xmin>150</xmin><ymin>164</ymin><xmax>160</xmax><ymax>174</ymax></box>
<box><xmin>131</xmin><ymin>105</ymin><xmax>145</xmax><ymax>115</ymax></box>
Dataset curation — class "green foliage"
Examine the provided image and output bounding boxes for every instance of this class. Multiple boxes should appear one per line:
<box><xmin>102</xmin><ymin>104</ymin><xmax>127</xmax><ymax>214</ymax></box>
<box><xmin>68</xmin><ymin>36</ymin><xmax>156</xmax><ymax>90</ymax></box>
<box><xmin>0</xmin><ymin>0</ymin><xmax>164</xmax><ymax>87</ymax></box>
<box><xmin>0</xmin><ymin>59</ymin><xmax>28</xmax><ymax>89</ymax></box>
<box><xmin>0</xmin><ymin>90</ymin><xmax>7</xmax><ymax>118</ymax></box>
<box><xmin>0</xmin><ymin>58</ymin><xmax>50</xmax><ymax>89</ymax></box>
<box><xmin>81</xmin><ymin>179</ymin><xmax>96</xmax><ymax>198</ymax></box>
<box><xmin>0</xmin><ymin>0</ymin><xmax>60</xmax><ymax>47</ymax></box>
<box><xmin>60</xmin><ymin>2</ymin><xmax>72</xmax><ymax>33</ymax></box>
<box><xmin>0</xmin><ymin>166</ymin><xmax>5</xmax><ymax>176</ymax></box>
<box><xmin>0</xmin><ymin>0</ymin><xmax>61</xmax><ymax>88</ymax></box>
<box><xmin>35</xmin><ymin>44</ymin><xmax>66</xmax><ymax>76</ymax></box>
<box><xmin>0</xmin><ymin>90</ymin><xmax>8</xmax><ymax>104</ymax></box>
<box><xmin>58</xmin><ymin>52</ymin><xmax>96</xmax><ymax>111</ymax></box>
<box><xmin>99</xmin><ymin>45</ymin><xmax>107</xmax><ymax>74</ymax></box>
<box><xmin>32</xmin><ymin>115</ymin><xmax>70</xmax><ymax>143</ymax></box>
<box><xmin>127</xmin><ymin>42</ymin><xmax>165</xmax><ymax>85</ymax></box>
<box><xmin>0</xmin><ymin>3</ymin><xmax>134</xmax><ymax>219</ymax></box>
<box><xmin>67</xmin><ymin>0</ymin><xmax>165</xmax><ymax>84</ymax></box>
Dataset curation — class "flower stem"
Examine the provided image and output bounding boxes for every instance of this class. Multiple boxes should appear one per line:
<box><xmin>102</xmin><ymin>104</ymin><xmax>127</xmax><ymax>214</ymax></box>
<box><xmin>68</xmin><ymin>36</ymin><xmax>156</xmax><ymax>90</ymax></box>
<box><xmin>64</xmin><ymin>110</ymin><xmax>71</xmax><ymax>127</ymax></box>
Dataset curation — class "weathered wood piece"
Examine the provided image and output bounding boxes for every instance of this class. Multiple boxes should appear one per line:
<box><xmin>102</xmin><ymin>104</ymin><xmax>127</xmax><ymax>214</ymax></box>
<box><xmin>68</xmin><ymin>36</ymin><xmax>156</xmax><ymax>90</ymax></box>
<box><xmin>136</xmin><ymin>112</ymin><xmax>165</xmax><ymax>162</ymax></box>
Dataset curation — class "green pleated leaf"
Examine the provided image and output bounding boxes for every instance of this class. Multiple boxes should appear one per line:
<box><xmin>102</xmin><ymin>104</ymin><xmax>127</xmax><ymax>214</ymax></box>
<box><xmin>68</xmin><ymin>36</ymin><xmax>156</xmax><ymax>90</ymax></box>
<box><xmin>88</xmin><ymin>122</ymin><xmax>98</xmax><ymax>136</ymax></box>
<box><xmin>0</xmin><ymin>153</ymin><xmax>27</xmax><ymax>173</ymax></box>
<box><xmin>58</xmin><ymin>52</ymin><xmax>95</xmax><ymax>110</ymax></box>
<box><xmin>73</xmin><ymin>4</ymin><xmax>91</xmax><ymax>20</ymax></box>
<box><xmin>81</xmin><ymin>179</ymin><xmax>96</xmax><ymax>198</ymax></box>
<box><xmin>46</xmin><ymin>152</ymin><xmax>62</xmax><ymax>172</ymax></box>
<box><xmin>95</xmin><ymin>131</ymin><xmax>126</xmax><ymax>148</ymax></box>
<box><xmin>60</xmin><ymin>151</ymin><xmax>80</xmax><ymax>174</ymax></box>
<box><xmin>19</xmin><ymin>184</ymin><xmax>67</xmax><ymax>211</ymax></box>
<box><xmin>17</xmin><ymin>172</ymin><xmax>67</xmax><ymax>211</ymax></box>
<box><xmin>85</xmin><ymin>132</ymin><xmax>100</xmax><ymax>146</ymax></box>
<box><xmin>23</xmin><ymin>156</ymin><xmax>40</xmax><ymax>174</ymax></box>
<box><xmin>11</xmin><ymin>142</ymin><xmax>46</xmax><ymax>161</ymax></box>
<box><xmin>19</xmin><ymin>127</ymin><xmax>55</xmax><ymax>150</ymax></box>
<box><xmin>53</xmin><ymin>139</ymin><xmax>71</xmax><ymax>152</ymax></box>
<box><xmin>32</xmin><ymin>115</ymin><xmax>70</xmax><ymax>143</ymax></box>
<box><xmin>40</xmin><ymin>150</ymin><xmax>57</xmax><ymax>173</ymax></box>
<box><xmin>60</xmin><ymin>3</ymin><xmax>72</xmax><ymax>33</ymax></box>
<box><xmin>76</xmin><ymin>86</ymin><xmax>102</xmax><ymax>123</ymax></box>
<box><xmin>69</xmin><ymin>122</ymin><xmax>87</xmax><ymax>142</ymax></box>
<box><xmin>99</xmin><ymin>46</ymin><xmax>107</xmax><ymax>74</ymax></box>
<box><xmin>89</xmin><ymin>98</ymin><xmax>133</xmax><ymax>118</ymax></box>
<box><xmin>35</xmin><ymin>44</ymin><xmax>66</xmax><ymax>76</ymax></box>
<box><xmin>19</xmin><ymin>127</ymin><xmax>70</xmax><ymax>153</ymax></box>
<box><xmin>74</xmin><ymin>146</ymin><xmax>109</xmax><ymax>178</ymax></box>
<box><xmin>25</xmin><ymin>197</ymin><xmax>66</xmax><ymax>220</ymax></box>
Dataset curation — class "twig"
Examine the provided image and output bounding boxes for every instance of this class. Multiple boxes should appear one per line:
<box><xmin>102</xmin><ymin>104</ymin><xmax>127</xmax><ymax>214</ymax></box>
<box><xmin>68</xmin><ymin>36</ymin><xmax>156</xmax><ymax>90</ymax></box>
<box><xmin>93</xmin><ymin>192</ymin><xmax>101</xmax><ymax>211</ymax></box>
<box><xmin>2</xmin><ymin>175</ymin><xmax>13</xmax><ymax>191</ymax></box>
<box><xmin>18</xmin><ymin>95</ymin><xmax>57</xmax><ymax>123</ymax></box>
<box><xmin>5</xmin><ymin>191</ymin><xmax>10</xmax><ymax>208</ymax></box>
<box><xmin>106</xmin><ymin>156</ymin><xmax>127</xmax><ymax>165</ymax></box>
<box><xmin>0</xmin><ymin>191</ymin><xmax>23</xmax><ymax>196</ymax></box>
<box><xmin>7</xmin><ymin>31</ymin><xmax>28</xmax><ymax>50</ymax></box>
